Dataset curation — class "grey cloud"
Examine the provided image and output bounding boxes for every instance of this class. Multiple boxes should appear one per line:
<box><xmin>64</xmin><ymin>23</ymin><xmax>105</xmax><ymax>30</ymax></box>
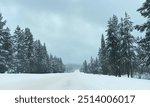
<box><xmin>0</xmin><ymin>0</ymin><xmax>145</xmax><ymax>64</ymax></box>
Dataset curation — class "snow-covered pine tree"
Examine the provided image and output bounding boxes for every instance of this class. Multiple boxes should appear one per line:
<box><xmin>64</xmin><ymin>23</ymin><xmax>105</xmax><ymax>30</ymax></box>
<box><xmin>93</xmin><ymin>57</ymin><xmax>99</xmax><ymax>74</ymax></box>
<box><xmin>0</xmin><ymin>13</ymin><xmax>12</xmax><ymax>73</ymax></box>
<box><xmin>119</xmin><ymin>13</ymin><xmax>135</xmax><ymax>78</ymax></box>
<box><xmin>51</xmin><ymin>56</ymin><xmax>59</xmax><ymax>73</ymax></box>
<box><xmin>57</xmin><ymin>58</ymin><xmax>61</xmax><ymax>73</ymax></box>
<box><xmin>80</xmin><ymin>60</ymin><xmax>88</xmax><ymax>73</ymax></box>
<box><xmin>135</xmin><ymin>0</ymin><xmax>150</xmax><ymax>67</ymax></box>
<box><xmin>98</xmin><ymin>34</ymin><xmax>108</xmax><ymax>74</ymax></box>
<box><xmin>41</xmin><ymin>43</ymin><xmax>49</xmax><ymax>73</ymax></box>
<box><xmin>49</xmin><ymin>54</ymin><xmax>54</xmax><ymax>73</ymax></box>
<box><xmin>58</xmin><ymin>58</ymin><xmax>65</xmax><ymax>73</ymax></box>
<box><xmin>2</xmin><ymin>27</ymin><xmax>13</xmax><ymax>73</ymax></box>
<box><xmin>53</xmin><ymin>57</ymin><xmax>65</xmax><ymax>73</ymax></box>
<box><xmin>13</xmin><ymin>26</ymin><xmax>26</xmax><ymax>73</ymax></box>
<box><xmin>135</xmin><ymin>37</ymin><xmax>147</xmax><ymax>79</ymax></box>
<box><xmin>32</xmin><ymin>40</ymin><xmax>43</xmax><ymax>73</ymax></box>
<box><xmin>88</xmin><ymin>57</ymin><xmax>95</xmax><ymax>74</ymax></box>
<box><xmin>106</xmin><ymin>15</ymin><xmax>121</xmax><ymax>77</ymax></box>
<box><xmin>32</xmin><ymin>40</ymin><xmax>38</xmax><ymax>73</ymax></box>
<box><xmin>24</xmin><ymin>28</ymin><xmax>34</xmax><ymax>73</ymax></box>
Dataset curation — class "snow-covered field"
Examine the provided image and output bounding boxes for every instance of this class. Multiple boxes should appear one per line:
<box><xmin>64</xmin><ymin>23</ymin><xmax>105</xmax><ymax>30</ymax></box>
<box><xmin>0</xmin><ymin>70</ymin><xmax>150</xmax><ymax>90</ymax></box>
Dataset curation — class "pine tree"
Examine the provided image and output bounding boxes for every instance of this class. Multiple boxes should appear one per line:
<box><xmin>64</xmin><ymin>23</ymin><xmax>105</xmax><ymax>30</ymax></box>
<box><xmin>49</xmin><ymin>54</ymin><xmax>54</xmax><ymax>73</ymax></box>
<box><xmin>13</xmin><ymin>26</ymin><xmax>26</xmax><ymax>73</ymax></box>
<box><xmin>2</xmin><ymin>27</ymin><xmax>13</xmax><ymax>73</ymax></box>
<box><xmin>135</xmin><ymin>0</ymin><xmax>150</xmax><ymax>66</ymax></box>
<box><xmin>0</xmin><ymin>13</ymin><xmax>11</xmax><ymax>73</ymax></box>
<box><xmin>32</xmin><ymin>40</ymin><xmax>43</xmax><ymax>73</ymax></box>
<box><xmin>52</xmin><ymin>56</ymin><xmax>58</xmax><ymax>73</ymax></box>
<box><xmin>58</xmin><ymin>58</ymin><xmax>65</xmax><ymax>73</ymax></box>
<box><xmin>119</xmin><ymin>13</ymin><xmax>135</xmax><ymax>77</ymax></box>
<box><xmin>135</xmin><ymin>39</ymin><xmax>146</xmax><ymax>79</ymax></box>
<box><xmin>24</xmin><ymin>28</ymin><xmax>34</xmax><ymax>73</ymax></box>
<box><xmin>41</xmin><ymin>43</ymin><xmax>49</xmax><ymax>73</ymax></box>
<box><xmin>88</xmin><ymin>57</ymin><xmax>95</xmax><ymax>74</ymax></box>
<box><xmin>98</xmin><ymin>34</ymin><xmax>108</xmax><ymax>74</ymax></box>
<box><xmin>93</xmin><ymin>57</ymin><xmax>99</xmax><ymax>74</ymax></box>
<box><xmin>106</xmin><ymin>15</ymin><xmax>121</xmax><ymax>76</ymax></box>
<box><xmin>80</xmin><ymin>60</ymin><xmax>88</xmax><ymax>73</ymax></box>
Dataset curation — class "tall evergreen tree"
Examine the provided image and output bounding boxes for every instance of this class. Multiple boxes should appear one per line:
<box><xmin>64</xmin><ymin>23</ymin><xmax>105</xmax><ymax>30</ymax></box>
<box><xmin>13</xmin><ymin>26</ymin><xmax>26</xmax><ymax>73</ymax></box>
<box><xmin>0</xmin><ymin>13</ymin><xmax>12</xmax><ymax>73</ymax></box>
<box><xmin>135</xmin><ymin>37</ymin><xmax>146</xmax><ymax>78</ymax></box>
<box><xmin>88</xmin><ymin>57</ymin><xmax>95</xmax><ymax>74</ymax></box>
<box><xmin>119</xmin><ymin>13</ymin><xmax>135</xmax><ymax>77</ymax></box>
<box><xmin>49</xmin><ymin>54</ymin><xmax>54</xmax><ymax>73</ymax></box>
<box><xmin>41</xmin><ymin>43</ymin><xmax>49</xmax><ymax>73</ymax></box>
<box><xmin>32</xmin><ymin>40</ymin><xmax>43</xmax><ymax>73</ymax></box>
<box><xmin>93</xmin><ymin>57</ymin><xmax>99</xmax><ymax>74</ymax></box>
<box><xmin>24</xmin><ymin>28</ymin><xmax>34</xmax><ymax>73</ymax></box>
<box><xmin>2</xmin><ymin>27</ymin><xmax>13</xmax><ymax>73</ymax></box>
<box><xmin>58</xmin><ymin>58</ymin><xmax>65</xmax><ymax>73</ymax></box>
<box><xmin>80</xmin><ymin>60</ymin><xmax>88</xmax><ymax>73</ymax></box>
<box><xmin>106</xmin><ymin>15</ymin><xmax>121</xmax><ymax>77</ymax></box>
<box><xmin>98</xmin><ymin>34</ymin><xmax>108</xmax><ymax>74</ymax></box>
<box><xmin>135</xmin><ymin>0</ymin><xmax>150</xmax><ymax>66</ymax></box>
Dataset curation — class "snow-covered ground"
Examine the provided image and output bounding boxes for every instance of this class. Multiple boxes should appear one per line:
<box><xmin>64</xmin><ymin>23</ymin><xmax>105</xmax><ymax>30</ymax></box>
<box><xmin>0</xmin><ymin>70</ymin><xmax>150</xmax><ymax>90</ymax></box>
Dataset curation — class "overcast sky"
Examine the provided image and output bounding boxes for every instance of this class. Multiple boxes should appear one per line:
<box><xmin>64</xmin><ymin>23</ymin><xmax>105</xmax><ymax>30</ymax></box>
<box><xmin>0</xmin><ymin>0</ymin><xmax>145</xmax><ymax>64</ymax></box>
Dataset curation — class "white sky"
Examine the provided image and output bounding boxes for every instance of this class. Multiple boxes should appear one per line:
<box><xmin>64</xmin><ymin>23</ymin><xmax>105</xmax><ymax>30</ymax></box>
<box><xmin>0</xmin><ymin>0</ymin><xmax>145</xmax><ymax>64</ymax></box>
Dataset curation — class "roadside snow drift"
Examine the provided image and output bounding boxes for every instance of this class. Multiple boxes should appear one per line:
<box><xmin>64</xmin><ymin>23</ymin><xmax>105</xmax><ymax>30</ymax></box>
<box><xmin>0</xmin><ymin>70</ymin><xmax>150</xmax><ymax>90</ymax></box>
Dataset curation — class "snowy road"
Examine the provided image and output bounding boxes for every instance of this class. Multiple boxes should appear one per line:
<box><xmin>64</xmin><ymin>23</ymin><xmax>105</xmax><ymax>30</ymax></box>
<box><xmin>0</xmin><ymin>70</ymin><xmax>150</xmax><ymax>90</ymax></box>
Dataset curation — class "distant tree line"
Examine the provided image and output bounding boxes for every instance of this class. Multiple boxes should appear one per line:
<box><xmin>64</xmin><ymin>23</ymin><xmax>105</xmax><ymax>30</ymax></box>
<box><xmin>80</xmin><ymin>0</ymin><xmax>150</xmax><ymax>79</ymax></box>
<box><xmin>0</xmin><ymin>13</ymin><xmax>65</xmax><ymax>73</ymax></box>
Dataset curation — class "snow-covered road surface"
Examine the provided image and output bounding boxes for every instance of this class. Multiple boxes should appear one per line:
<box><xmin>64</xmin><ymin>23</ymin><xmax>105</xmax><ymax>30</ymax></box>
<box><xmin>0</xmin><ymin>70</ymin><xmax>150</xmax><ymax>90</ymax></box>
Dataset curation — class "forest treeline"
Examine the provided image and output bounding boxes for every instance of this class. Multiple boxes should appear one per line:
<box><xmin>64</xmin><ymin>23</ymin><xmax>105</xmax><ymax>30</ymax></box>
<box><xmin>0</xmin><ymin>14</ymin><xmax>65</xmax><ymax>74</ymax></box>
<box><xmin>80</xmin><ymin>0</ymin><xmax>150</xmax><ymax>79</ymax></box>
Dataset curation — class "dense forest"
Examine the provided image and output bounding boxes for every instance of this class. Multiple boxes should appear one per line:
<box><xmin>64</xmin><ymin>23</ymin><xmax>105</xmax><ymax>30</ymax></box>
<box><xmin>0</xmin><ymin>13</ymin><xmax>65</xmax><ymax>74</ymax></box>
<box><xmin>80</xmin><ymin>0</ymin><xmax>150</xmax><ymax>80</ymax></box>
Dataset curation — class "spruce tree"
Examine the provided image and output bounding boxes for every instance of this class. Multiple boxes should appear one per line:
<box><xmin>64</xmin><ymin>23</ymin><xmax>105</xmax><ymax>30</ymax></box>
<box><xmin>41</xmin><ymin>43</ymin><xmax>49</xmax><ymax>73</ymax></box>
<box><xmin>88</xmin><ymin>57</ymin><xmax>94</xmax><ymax>74</ymax></box>
<box><xmin>135</xmin><ymin>0</ymin><xmax>150</xmax><ymax>66</ymax></box>
<box><xmin>32</xmin><ymin>40</ymin><xmax>43</xmax><ymax>73</ymax></box>
<box><xmin>58</xmin><ymin>58</ymin><xmax>65</xmax><ymax>73</ymax></box>
<box><xmin>24</xmin><ymin>28</ymin><xmax>34</xmax><ymax>73</ymax></box>
<box><xmin>135</xmin><ymin>38</ymin><xmax>146</xmax><ymax>79</ymax></box>
<box><xmin>98</xmin><ymin>34</ymin><xmax>108</xmax><ymax>74</ymax></box>
<box><xmin>80</xmin><ymin>60</ymin><xmax>88</xmax><ymax>73</ymax></box>
<box><xmin>93</xmin><ymin>57</ymin><xmax>99</xmax><ymax>74</ymax></box>
<box><xmin>13</xmin><ymin>26</ymin><xmax>26</xmax><ymax>73</ymax></box>
<box><xmin>106</xmin><ymin>15</ymin><xmax>121</xmax><ymax>76</ymax></box>
<box><xmin>0</xmin><ymin>13</ymin><xmax>12</xmax><ymax>73</ymax></box>
<box><xmin>49</xmin><ymin>54</ymin><xmax>54</xmax><ymax>73</ymax></box>
<box><xmin>119</xmin><ymin>13</ymin><xmax>135</xmax><ymax>77</ymax></box>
